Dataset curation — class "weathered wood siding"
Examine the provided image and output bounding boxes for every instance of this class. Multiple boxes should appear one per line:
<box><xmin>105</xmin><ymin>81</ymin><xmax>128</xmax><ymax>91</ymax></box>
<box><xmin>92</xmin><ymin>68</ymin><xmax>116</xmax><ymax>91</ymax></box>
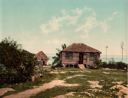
<box><xmin>61</xmin><ymin>52</ymin><xmax>100</xmax><ymax>66</ymax></box>
<box><xmin>84</xmin><ymin>52</ymin><xmax>100</xmax><ymax>66</ymax></box>
<box><xmin>61</xmin><ymin>52</ymin><xmax>79</xmax><ymax>65</ymax></box>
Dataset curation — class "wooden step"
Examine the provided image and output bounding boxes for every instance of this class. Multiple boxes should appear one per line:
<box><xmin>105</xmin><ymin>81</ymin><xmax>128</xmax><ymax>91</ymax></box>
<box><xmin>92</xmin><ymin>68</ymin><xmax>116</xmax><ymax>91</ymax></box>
<box><xmin>78</xmin><ymin>64</ymin><xmax>85</xmax><ymax>70</ymax></box>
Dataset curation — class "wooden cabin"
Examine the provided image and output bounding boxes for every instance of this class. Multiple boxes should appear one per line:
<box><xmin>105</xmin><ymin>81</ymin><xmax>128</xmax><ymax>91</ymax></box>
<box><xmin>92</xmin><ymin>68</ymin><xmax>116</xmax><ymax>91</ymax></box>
<box><xmin>60</xmin><ymin>43</ymin><xmax>101</xmax><ymax>67</ymax></box>
<box><xmin>35</xmin><ymin>51</ymin><xmax>48</xmax><ymax>66</ymax></box>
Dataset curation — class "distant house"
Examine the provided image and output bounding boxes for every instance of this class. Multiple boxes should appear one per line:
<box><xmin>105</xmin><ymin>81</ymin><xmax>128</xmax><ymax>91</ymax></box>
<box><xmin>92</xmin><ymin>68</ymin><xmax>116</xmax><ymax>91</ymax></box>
<box><xmin>35</xmin><ymin>51</ymin><xmax>48</xmax><ymax>66</ymax></box>
<box><xmin>60</xmin><ymin>43</ymin><xmax>101</xmax><ymax>67</ymax></box>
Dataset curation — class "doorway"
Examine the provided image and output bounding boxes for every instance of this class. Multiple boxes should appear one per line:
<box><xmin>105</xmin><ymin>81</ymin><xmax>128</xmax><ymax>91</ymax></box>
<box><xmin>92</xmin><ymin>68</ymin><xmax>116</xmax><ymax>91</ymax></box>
<box><xmin>79</xmin><ymin>53</ymin><xmax>84</xmax><ymax>64</ymax></box>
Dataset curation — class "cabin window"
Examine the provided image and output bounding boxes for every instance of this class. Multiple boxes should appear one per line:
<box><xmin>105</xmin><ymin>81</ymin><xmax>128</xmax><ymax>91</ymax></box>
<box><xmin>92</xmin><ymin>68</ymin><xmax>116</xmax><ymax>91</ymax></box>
<box><xmin>90</xmin><ymin>56</ymin><xmax>97</xmax><ymax>61</ymax></box>
<box><xmin>65</xmin><ymin>52</ymin><xmax>73</xmax><ymax>60</ymax></box>
<box><xmin>90</xmin><ymin>57</ymin><xmax>94</xmax><ymax>61</ymax></box>
<box><xmin>84</xmin><ymin>55</ymin><xmax>87</xmax><ymax>60</ymax></box>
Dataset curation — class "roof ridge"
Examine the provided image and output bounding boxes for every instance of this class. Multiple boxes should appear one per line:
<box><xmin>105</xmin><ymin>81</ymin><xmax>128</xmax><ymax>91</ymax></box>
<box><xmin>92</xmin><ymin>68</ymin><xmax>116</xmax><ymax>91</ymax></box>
<box><xmin>62</xmin><ymin>43</ymin><xmax>101</xmax><ymax>53</ymax></box>
<box><xmin>35</xmin><ymin>50</ymin><xmax>48</xmax><ymax>59</ymax></box>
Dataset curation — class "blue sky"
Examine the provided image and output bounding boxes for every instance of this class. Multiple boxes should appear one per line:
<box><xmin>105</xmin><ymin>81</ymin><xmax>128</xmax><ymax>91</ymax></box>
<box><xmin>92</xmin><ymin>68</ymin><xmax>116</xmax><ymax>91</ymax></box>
<box><xmin>0</xmin><ymin>0</ymin><xmax>128</xmax><ymax>57</ymax></box>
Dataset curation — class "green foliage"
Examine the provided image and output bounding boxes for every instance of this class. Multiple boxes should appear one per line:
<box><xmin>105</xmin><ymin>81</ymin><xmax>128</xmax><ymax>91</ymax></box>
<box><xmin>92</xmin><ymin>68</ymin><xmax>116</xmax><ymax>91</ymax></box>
<box><xmin>32</xmin><ymin>68</ymin><xmax>127</xmax><ymax>98</ymax></box>
<box><xmin>0</xmin><ymin>37</ymin><xmax>36</xmax><ymax>84</ymax></box>
<box><xmin>20</xmin><ymin>50</ymin><xmax>36</xmax><ymax>79</ymax></box>
<box><xmin>0</xmin><ymin>37</ymin><xmax>22</xmax><ymax>69</ymax></box>
<box><xmin>52</xmin><ymin>44</ymin><xmax>66</xmax><ymax>67</ymax></box>
<box><xmin>96</xmin><ymin>60</ymin><xmax>127</xmax><ymax>70</ymax></box>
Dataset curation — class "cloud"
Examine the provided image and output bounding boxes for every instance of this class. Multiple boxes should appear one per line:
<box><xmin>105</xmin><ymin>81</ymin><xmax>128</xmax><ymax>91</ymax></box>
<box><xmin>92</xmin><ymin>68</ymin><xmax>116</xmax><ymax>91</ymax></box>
<box><xmin>40</xmin><ymin>17</ymin><xmax>61</xmax><ymax>34</ymax></box>
<box><xmin>99</xmin><ymin>21</ymin><xmax>108</xmax><ymax>33</ymax></box>
<box><xmin>108</xmin><ymin>11</ymin><xmax>119</xmax><ymax>21</ymax></box>
<box><xmin>40</xmin><ymin>7</ymin><xmax>89</xmax><ymax>34</ymax></box>
<box><xmin>75</xmin><ymin>15</ymin><xmax>97</xmax><ymax>33</ymax></box>
<box><xmin>40</xmin><ymin>7</ymin><xmax>118</xmax><ymax>43</ymax></box>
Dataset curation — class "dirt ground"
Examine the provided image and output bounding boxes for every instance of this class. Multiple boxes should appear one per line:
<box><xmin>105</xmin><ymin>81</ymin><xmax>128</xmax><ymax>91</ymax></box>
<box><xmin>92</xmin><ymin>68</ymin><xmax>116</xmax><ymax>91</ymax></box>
<box><xmin>3</xmin><ymin>80</ymin><xmax>79</xmax><ymax>98</ymax></box>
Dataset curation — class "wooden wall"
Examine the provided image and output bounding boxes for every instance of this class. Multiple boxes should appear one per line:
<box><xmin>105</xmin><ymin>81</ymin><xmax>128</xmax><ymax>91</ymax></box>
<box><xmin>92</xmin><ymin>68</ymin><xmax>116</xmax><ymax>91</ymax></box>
<box><xmin>61</xmin><ymin>52</ymin><xmax>79</xmax><ymax>65</ymax></box>
<box><xmin>61</xmin><ymin>52</ymin><xmax>100</xmax><ymax>66</ymax></box>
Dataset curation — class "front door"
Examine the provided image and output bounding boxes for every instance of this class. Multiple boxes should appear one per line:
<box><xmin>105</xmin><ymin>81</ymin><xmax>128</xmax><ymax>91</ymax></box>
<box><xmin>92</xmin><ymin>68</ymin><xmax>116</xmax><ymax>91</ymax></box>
<box><xmin>79</xmin><ymin>53</ymin><xmax>83</xmax><ymax>64</ymax></box>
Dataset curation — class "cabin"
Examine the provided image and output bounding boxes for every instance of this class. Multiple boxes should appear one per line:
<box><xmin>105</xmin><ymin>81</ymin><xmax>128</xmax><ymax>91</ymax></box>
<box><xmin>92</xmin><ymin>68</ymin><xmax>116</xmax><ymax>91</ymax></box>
<box><xmin>35</xmin><ymin>51</ymin><xmax>48</xmax><ymax>66</ymax></box>
<box><xmin>60</xmin><ymin>43</ymin><xmax>101</xmax><ymax>67</ymax></box>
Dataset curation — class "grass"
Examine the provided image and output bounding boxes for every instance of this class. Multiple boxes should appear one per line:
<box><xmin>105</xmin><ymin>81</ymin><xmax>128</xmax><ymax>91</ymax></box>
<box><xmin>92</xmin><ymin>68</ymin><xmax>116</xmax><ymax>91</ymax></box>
<box><xmin>31</xmin><ymin>86</ymin><xmax>79</xmax><ymax>98</ymax></box>
<box><xmin>1</xmin><ymin>68</ymin><xmax>127</xmax><ymax>98</ymax></box>
<box><xmin>1</xmin><ymin>71</ymin><xmax>56</xmax><ymax>97</ymax></box>
<box><xmin>31</xmin><ymin>68</ymin><xmax>127</xmax><ymax>98</ymax></box>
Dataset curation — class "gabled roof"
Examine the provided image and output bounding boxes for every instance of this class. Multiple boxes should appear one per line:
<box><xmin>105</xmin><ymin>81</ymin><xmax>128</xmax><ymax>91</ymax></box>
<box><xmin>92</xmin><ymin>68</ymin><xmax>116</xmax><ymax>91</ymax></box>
<box><xmin>62</xmin><ymin>43</ymin><xmax>101</xmax><ymax>53</ymax></box>
<box><xmin>35</xmin><ymin>51</ymin><xmax>48</xmax><ymax>60</ymax></box>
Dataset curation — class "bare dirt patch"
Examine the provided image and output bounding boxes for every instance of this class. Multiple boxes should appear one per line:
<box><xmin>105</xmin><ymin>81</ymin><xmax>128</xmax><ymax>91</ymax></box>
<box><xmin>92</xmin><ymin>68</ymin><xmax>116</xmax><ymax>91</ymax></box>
<box><xmin>111</xmin><ymin>85</ymin><xmax>128</xmax><ymax>98</ymax></box>
<box><xmin>83</xmin><ymin>91</ymin><xmax>94</xmax><ymax>97</ymax></box>
<box><xmin>112</xmin><ymin>81</ymin><xmax>123</xmax><ymax>85</ymax></box>
<box><xmin>102</xmin><ymin>71</ymin><xmax>110</xmax><ymax>74</ymax></box>
<box><xmin>54</xmin><ymin>92</ymin><xmax>75</xmax><ymax>98</ymax></box>
<box><xmin>50</xmin><ymin>71</ymin><xmax>66</xmax><ymax>74</ymax></box>
<box><xmin>0</xmin><ymin>88</ymin><xmax>15</xmax><ymax>96</ymax></box>
<box><xmin>64</xmin><ymin>74</ymin><xmax>85</xmax><ymax>80</ymax></box>
<box><xmin>3</xmin><ymin>80</ymin><xmax>79</xmax><ymax>98</ymax></box>
<box><xmin>102</xmin><ymin>68</ymin><xmax>117</xmax><ymax>71</ymax></box>
<box><xmin>88</xmin><ymin>81</ymin><xmax>102</xmax><ymax>89</ymax></box>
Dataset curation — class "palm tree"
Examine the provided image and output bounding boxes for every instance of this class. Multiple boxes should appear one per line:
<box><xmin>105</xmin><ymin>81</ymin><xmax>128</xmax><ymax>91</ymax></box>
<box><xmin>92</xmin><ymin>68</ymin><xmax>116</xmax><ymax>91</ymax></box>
<box><xmin>52</xmin><ymin>44</ymin><xmax>66</xmax><ymax>67</ymax></box>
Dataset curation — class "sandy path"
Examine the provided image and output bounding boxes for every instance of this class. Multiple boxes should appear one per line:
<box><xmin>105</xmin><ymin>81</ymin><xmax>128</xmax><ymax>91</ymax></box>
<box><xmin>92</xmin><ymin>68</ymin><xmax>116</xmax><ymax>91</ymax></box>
<box><xmin>4</xmin><ymin>80</ymin><xmax>79</xmax><ymax>98</ymax></box>
<box><xmin>0</xmin><ymin>88</ymin><xmax>15</xmax><ymax>96</ymax></box>
<box><xmin>54</xmin><ymin>92</ymin><xmax>75</xmax><ymax>98</ymax></box>
<box><xmin>64</xmin><ymin>74</ymin><xmax>85</xmax><ymax>80</ymax></box>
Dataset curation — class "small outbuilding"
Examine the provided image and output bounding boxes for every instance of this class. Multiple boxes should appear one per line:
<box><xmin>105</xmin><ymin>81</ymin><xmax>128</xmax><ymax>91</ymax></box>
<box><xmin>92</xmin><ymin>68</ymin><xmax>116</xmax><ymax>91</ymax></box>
<box><xmin>60</xmin><ymin>43</ymin><xmax>101</xmax><ymax>67</ymax></box>
<box><xmin>35</xmin><ymin>51</ymin><xmax>48</xmax><ymax>66</ymax></box>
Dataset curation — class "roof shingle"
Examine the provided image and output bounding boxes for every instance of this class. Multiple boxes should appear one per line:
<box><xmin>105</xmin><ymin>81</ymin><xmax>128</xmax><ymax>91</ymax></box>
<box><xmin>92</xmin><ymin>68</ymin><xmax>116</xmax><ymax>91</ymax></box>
<box><xmin>35</xmin><ymin>51</ymin><xmax>48</xmax><ymax>60</ymax></box>
<box><xmin>62</xmin><ymin>43</ymin><xmax>101</xmax><ymax>53</ymax></box>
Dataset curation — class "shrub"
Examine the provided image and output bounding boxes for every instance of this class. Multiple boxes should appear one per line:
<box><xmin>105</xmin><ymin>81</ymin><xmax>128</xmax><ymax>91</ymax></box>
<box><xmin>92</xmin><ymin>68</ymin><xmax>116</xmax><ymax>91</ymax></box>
<box><xmin>97</xmin><ymin>60</ymin><xmax>127</xmax><ymax>70</ymax></box>
<box><xmin>116</xmin><ymin>62</ymin><xmax>127</xmax><ymax>70</ymax></box>
<box><xmin>0</xmin><ymin>38</ymin><xmax>36</xmax><ymax>84</ymax></box>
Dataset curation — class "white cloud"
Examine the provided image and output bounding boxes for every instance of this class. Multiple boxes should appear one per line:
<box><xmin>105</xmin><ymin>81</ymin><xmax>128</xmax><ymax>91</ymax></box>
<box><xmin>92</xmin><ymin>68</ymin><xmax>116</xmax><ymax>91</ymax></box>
<box><xmin>40</xmin><ymin>7</ymin><xmax>84</xmax><ymax>34</ymax></box>
<box><xmin>40</xmin><ymin>7</ymin><xmax>118</xmax><ymax>42</ymax></box>
<box><xmin>99</xmin><ymin>21</ymin><xmax>108</xmax><ymax>33</ymax></box>
<box><xmin>75</xmin><ymin>15</ymin><xmax>97</xmax><ymax>33</ymax></box>
<box><xmin>40</xmin><ymin>17</ymin><xmax>61</xmax><ymax>34</ymax></box>
<box><xmin>108</xmin><ymin>11</ymin><xmax>119</xmax><ymax>21</ymax></box>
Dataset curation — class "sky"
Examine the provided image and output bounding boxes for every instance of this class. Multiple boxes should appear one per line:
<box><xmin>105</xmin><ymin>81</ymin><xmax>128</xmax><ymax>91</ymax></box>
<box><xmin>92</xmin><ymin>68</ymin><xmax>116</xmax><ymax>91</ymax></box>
<box><xmin>0</xmin><ymin>0</ymin><xmax>128</xmax><ymax>59</ymax></box>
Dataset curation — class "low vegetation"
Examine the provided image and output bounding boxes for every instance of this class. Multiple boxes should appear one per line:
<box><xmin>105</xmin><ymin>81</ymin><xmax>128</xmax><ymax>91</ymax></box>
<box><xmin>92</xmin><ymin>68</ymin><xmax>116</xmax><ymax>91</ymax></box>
<box><xmin>0</xmin><ymin>37</ymin><xmax>36</xmax><ymax>84</ymax></box>
<box><xmin>31</xmin><ymin>68</ymin><xmax>127</xmax><ymax>98</ymax></box>
<box><xmin>94</xmin><ymin>60</ymin><xmax>127</xmax><ymax>70</ymax></box>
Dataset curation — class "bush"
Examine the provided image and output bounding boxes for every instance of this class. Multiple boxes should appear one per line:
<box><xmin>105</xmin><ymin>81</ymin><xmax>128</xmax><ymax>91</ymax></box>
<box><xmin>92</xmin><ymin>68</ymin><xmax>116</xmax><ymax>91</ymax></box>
<box><xmin>0</xmin><ymin>38</ymin><xmax>36</xmax><ymax>84</ymax></box>
<box><xmin>116</xmin><ymin>62</ymin><xmax>127</xmax><ymax>70</ymax></box>
<box><xmin>97</xmin><ymin>60</ymin><xmax>127</xmax><ymax>70</ymax></box>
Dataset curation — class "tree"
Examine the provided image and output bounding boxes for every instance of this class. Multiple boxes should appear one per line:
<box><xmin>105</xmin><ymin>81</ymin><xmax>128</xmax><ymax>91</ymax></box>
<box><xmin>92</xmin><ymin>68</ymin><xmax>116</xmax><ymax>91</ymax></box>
<box><xmin>0</xmin><ymin>38</ymin><xmax>36</xmax><ymax>83</ymax></box>
<box><xmin>52</xmin><ymin>44</ymin><xmax>66</xmax><ymax>67</ymax></box>
<box><xmin>0</xmin><ymin>37</ymin><xmax>22</xmax><ymax>70</ymax></box>
<box><xmin>19</xmin><ymin>50</ymin><xmax>36</xmax><ymax>80</ymax></box>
